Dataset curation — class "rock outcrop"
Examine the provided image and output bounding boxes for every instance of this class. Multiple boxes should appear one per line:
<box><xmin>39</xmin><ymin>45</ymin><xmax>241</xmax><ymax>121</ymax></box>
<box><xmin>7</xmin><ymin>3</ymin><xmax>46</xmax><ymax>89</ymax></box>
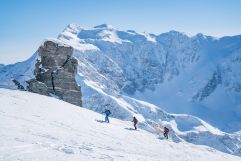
<box><xmin>193</xmin><ymin>68</ymin><xmax>222</xmax><ymax>101</ymax></box>
<box><xmin>27</xmin><ymin>40</ymin><xmax>82</xmax><ymax>106</ymax></box>
<box><xmin>12</xmin><ymin>79</ymin><xmax>25</xmax><ymax>90</ymax></box>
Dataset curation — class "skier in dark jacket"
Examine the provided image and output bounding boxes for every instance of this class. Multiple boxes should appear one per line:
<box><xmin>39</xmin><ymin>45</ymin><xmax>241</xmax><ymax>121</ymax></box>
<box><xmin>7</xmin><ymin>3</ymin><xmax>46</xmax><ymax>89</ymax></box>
<box><xmin>103</xmin><ymin>110</ymin><xmax>111</xmax><ymax>123</ymax></box>
<box><xmin>132</xmin><ymin>116</ymin><xmax>138</xmax><ymax>130</ymax></box>
<box><xmin>163</xmin><ymin>127</ymin><xmax>169</xmax><ymax>139</ymax></box>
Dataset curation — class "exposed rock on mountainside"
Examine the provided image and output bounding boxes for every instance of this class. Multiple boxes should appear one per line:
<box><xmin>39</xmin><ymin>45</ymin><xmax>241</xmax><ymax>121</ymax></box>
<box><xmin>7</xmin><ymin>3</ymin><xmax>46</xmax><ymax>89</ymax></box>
<box><xmin>12</xmin><ymin>79</ymin><xmax>25</xmax><ymax>90</ymax></box>
<box><xmin>28</xmin><ymin>41</ymin><xmax>82</xmax><ymax>106</ymax></box>
<box><xmin>193</xmin><ymin>68</ymin><xmax>222</xmax><ymax>101</ymax></box>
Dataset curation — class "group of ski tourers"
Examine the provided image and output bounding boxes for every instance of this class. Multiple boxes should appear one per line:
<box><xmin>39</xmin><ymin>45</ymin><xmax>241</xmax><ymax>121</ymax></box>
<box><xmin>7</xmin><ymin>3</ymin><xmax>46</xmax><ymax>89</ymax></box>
<box><xmin>102</xmin><ymin>109</ymin><xmax>170</xmax><ymax>139</ymax></box>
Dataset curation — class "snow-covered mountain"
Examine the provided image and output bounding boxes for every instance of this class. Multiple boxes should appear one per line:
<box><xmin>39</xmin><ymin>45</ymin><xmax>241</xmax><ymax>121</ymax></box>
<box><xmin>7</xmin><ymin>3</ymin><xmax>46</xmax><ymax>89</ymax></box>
<box><xmin>57</xmin><ymin>24</ymin><xmax>241</xmax><ymax>132</ymax></box>
<box><xmin>0</xmin><ymin>88</ymin><xmax>240</xmax><ymax>161</ymax></box>
<box><xmin>0</xmin><ymin>24</ymin><xmax>241</xmax><ymax>157</ymax></box>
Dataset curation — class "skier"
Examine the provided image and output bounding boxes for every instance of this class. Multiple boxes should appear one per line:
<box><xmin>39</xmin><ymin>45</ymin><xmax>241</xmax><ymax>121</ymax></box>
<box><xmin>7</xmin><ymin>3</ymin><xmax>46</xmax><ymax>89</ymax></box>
<box><xmin>132</xmin><ymin>116</ymin><xmax>138</xmax><ymax>130</ymax></box>
<box><xmin>163</xmin><ymin>127</ymin><xmax>169</xmax><ymax>139</ymax></box>
<box><xmin>103</xmin><ymin>109</ymin><xmax>111</xmax><ymax>123</ymax></box>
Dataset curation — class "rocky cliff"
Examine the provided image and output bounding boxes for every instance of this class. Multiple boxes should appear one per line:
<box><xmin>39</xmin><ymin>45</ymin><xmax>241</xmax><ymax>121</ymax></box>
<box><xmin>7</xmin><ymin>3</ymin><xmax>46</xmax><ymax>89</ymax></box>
<box><xmin>27</xmin><ymin>40</ymin><xmax>82</xmax><ymax>106</ymax></box>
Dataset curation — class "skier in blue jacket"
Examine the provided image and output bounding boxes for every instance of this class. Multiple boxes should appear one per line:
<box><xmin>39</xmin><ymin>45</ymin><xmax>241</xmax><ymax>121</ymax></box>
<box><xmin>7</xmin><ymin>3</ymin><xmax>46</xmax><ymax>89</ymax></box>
<box><xmin>103</xmin><ymin>110</ymin><xmax>111</xmax><ymax>123</ymax></box>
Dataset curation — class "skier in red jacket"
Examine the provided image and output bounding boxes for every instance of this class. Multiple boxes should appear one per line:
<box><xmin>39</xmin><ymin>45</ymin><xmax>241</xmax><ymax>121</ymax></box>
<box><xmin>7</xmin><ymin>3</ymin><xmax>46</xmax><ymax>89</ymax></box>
<box><xmin>132</xmin><ymin>116</ymin><xmax>138</xmax><ymax>130</ymax></box>
<box><xmin>163</xmin><ymin>127</ymin><xmax>169</xmax><ymax>139</ymax></box>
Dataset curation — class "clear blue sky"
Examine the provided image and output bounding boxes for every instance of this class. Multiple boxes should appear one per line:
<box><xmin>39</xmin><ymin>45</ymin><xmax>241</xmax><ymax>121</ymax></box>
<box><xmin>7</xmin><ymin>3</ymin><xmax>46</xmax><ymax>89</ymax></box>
<box><xmin>0</xmin><ymin>0</ymin><xmax>241</xmax><ymax>64</ymax></box>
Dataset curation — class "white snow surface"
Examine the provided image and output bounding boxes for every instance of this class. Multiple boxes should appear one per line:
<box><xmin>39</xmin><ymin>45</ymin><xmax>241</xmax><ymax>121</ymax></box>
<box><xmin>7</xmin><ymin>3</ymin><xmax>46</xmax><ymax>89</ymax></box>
<box><xmin>0</xmin><ymin>88</ymin><xmax>240</xmax><ymax>161</ymax></box>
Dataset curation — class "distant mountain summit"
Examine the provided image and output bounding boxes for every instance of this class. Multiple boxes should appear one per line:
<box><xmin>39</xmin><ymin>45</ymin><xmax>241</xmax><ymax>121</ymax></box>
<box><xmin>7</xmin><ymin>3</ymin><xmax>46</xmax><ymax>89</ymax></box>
<box><xmin>0</xmin><ymin>24</ymin><xmax>241</xmax><ymax>156</ymax></box>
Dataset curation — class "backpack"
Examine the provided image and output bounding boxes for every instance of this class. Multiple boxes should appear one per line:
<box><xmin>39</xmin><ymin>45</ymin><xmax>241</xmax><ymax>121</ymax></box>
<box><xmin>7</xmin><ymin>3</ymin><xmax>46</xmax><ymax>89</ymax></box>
<box><xmin>133</xmin><ymin>117</ymin><xmax>138</xmax><ymax>124</ymax></box>
<box><xmin>164</xmin><ymin>127</ymin><xmax>169</xmax><ymax>133</ymax></box>
<box><xmin>105</xmin><ymin>110</ymin><xmax>111</xmax><ymax>116</ymax></box>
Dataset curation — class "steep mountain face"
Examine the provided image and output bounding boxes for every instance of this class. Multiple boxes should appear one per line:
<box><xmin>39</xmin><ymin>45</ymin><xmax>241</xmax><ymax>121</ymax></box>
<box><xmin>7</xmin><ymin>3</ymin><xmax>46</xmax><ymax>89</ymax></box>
<box><xmin>0</xmin><ymin>24</ymin><xmax>241</xmax><ymax>156</ymax></box>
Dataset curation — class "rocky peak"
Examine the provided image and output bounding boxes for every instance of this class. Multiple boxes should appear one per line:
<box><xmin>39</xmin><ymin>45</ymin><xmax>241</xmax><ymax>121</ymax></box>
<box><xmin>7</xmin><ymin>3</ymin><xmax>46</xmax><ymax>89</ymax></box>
<box><xmin>93</xmin><ymin>24</ymin><xmax>114</xmax><ymax>29</ymax></box>
<box><xmin>27</xmin><ymin>40</ymin><xmax>82</xmax><ymax>106</ymax></box>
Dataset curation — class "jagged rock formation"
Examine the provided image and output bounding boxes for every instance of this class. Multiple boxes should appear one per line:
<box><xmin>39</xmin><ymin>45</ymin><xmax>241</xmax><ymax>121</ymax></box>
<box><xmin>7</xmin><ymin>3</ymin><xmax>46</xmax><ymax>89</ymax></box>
<box><xmin>28</xmin><ymin>40</ymin><xmax>82</xmax><ymax>106</ymax></box>
<box><xmin>193</xmin><ymin>68</ymin><xmax>222</xmax><ymax>101</ymax></box>
<box><xmin>27</xmin><ymin>79</ymin><xmax>48</xmax><ymax>95</ymax></box>
<box><xmin>12</xmin><ymin>79</ymin><xmax>25</xmax><ymax>90</ymax></box>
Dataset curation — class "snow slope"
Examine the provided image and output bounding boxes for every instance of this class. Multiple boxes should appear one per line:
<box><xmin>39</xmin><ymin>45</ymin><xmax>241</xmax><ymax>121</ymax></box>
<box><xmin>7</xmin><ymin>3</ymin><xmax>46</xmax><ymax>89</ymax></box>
<box><xmin>0</xmin><ymin>88</ymin><xmax>240</xmax><ymax>161</ymax></box>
